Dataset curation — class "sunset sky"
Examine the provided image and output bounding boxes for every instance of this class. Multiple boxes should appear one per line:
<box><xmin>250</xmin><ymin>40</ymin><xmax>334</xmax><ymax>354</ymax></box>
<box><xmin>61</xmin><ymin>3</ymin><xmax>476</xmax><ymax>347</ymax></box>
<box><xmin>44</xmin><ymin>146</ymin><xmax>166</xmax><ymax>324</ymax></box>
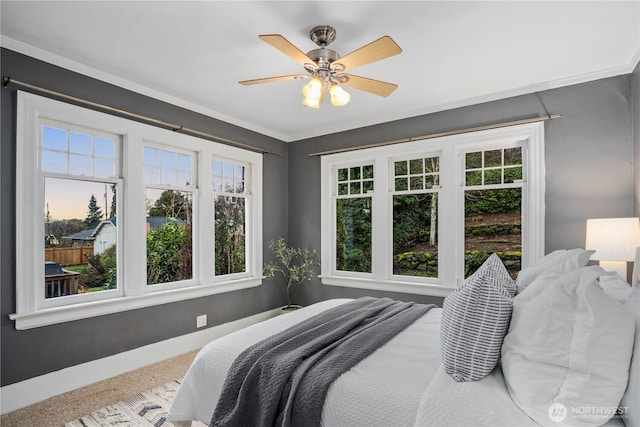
<box><xmin>45</xmin><ymin>177</ymin><xmax>114</xmax><ymax>222</ymax></box>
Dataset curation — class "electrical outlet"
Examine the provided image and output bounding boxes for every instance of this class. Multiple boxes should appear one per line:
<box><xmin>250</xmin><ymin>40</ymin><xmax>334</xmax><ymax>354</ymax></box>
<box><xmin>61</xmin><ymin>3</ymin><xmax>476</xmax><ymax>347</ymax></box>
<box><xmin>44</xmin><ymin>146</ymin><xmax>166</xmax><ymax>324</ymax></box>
<box><xmin>196</xmin><ymin>314</ymin><xmax>207</xmax><ymax>328</ymax></box>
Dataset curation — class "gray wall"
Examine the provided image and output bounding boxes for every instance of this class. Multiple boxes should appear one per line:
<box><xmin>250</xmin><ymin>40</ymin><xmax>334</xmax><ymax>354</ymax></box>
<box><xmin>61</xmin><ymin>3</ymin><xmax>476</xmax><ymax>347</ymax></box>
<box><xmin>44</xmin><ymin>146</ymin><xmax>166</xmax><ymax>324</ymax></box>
<box><xmin>634</xmin><ymin>62</ymin><xmax>640</xmax><ymax>217</ymax></box>
<box><xmin>288</xmin><ymin>74</ymin><xmax>635</xmax><ymax>307</ymax></box>
<box><xmin>2</xmin><ymin>46</ymin><xmax>636</xmax><ymax>387</ymax></box>
<box><xmin>0</xmin><ymin>49</ymin><xmax>289</xmax><ymax>386</ymax></box>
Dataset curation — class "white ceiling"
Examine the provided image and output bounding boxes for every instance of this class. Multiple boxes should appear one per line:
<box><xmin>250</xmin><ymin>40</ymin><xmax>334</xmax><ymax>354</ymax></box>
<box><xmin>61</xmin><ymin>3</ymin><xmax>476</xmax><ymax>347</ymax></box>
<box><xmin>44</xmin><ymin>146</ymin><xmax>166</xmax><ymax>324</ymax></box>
<box><xmin>1</xmin><ymin>1</ymin><xmax>639</xmax><ymax>142</ymax></box>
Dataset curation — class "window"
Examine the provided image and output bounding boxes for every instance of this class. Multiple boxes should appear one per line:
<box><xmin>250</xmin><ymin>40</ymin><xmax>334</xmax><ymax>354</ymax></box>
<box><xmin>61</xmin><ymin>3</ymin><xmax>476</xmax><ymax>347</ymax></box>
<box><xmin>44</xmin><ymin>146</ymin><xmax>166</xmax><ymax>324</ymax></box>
<box><xmin>14</xmin><ymin>92</ymin><xmax>263</xmax><ymax>329</ymax></box>
<box><xmin>463</xmin><ymin>146</ymin><xmax>523</xmax><ymax>278</ymax></box>
<box><xmin>41</xmin><ymin>122</ymin><xmax>122</xmax><ymax>307</ymax></box>
<box><xmin>320</xmin><ymin>123</ymin><xmax>545</xmax><ymax>296</ymax></box>
<box><xmin>392</xmin><ymin>155</ymin><xmax>440</xmax><ymax>278</ymax></box>
<box><xmin>144</xmin><ymin>146</ymin><xmax>195</xmax><ymax>287</ymax></box>
<box><xmin>335</xmin><ymin>164</ymin><xmax>374</xmax><ymax>273</ymax></box>
<box><xmin>212</xmin><ymin>159</ymin><xmax>249</xmax><ymax>277</ymax></box>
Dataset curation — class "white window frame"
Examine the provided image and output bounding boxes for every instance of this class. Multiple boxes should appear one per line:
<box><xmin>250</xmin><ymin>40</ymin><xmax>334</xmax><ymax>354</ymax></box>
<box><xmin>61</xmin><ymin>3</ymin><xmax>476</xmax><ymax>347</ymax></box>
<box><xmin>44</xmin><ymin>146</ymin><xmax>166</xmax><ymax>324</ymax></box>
<box><xmin>320</xmin><ymin>122</ymin><xmax>545</xmax><ymax>297</ymax></box>
<box><xmin>212</xmin><ymin>157</ymin><xmax>253</xmax><ymax>281</ymax></box>
<box><xmin>12</xmin><ymin>92</ymin><xmax>263</xmax><ymax>329</ymax></box>
<box><xmin>143</xmin><ymin>142</ymin><xmax>198</xmax><ymax>291</ymax></box>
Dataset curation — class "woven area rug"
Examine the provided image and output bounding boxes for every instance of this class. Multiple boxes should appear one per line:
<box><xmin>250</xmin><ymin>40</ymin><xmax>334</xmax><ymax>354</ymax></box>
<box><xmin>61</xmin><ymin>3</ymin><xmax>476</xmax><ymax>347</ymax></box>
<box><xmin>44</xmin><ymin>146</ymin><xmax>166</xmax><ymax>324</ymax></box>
<box><xmin>65</xmin><ymin>380</ymin><xmax>206</xmax><ymax>427</ymax></box>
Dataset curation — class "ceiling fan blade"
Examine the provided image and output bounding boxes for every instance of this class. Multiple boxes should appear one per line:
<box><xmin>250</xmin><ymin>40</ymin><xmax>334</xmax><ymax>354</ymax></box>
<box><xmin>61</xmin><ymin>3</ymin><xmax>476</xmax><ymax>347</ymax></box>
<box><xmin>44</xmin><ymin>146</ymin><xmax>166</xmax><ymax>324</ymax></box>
<box><xmin>333</xmin><ymin>36</ymin><xmax>401</xmax><ymax>72</ymax></box>
<box><xmin>258</xmin><ymin>34</ymin><xmax>314</xmax><ymax>67</ymax></box>
<box><xmin>239</xmin><ymin>74</ymin><xmax>308</xmax><ymax>86</ymax></box>
<box><xmin>340</xmin><ymin>74</ymin><xmax>398</xmax><ymax>97</ymax></box>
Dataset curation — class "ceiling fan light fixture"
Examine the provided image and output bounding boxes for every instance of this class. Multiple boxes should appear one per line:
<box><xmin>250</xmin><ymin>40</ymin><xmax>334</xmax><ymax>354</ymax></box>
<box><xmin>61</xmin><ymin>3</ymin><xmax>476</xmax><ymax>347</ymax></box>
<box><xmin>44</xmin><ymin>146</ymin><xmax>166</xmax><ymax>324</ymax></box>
<box><xmin>302</xmin><ymin>97</ymin><xmax>320</xmax><ymax>109</ymax></box>
<box><xmin>329</xmin><ymin>83</ymin><xmax>351</xmax><ymax>107</ymax></box>
<box><xmin>302</xmin><ymin>77</ymin><xmax>323</xmax><ymax>99</ymax></box>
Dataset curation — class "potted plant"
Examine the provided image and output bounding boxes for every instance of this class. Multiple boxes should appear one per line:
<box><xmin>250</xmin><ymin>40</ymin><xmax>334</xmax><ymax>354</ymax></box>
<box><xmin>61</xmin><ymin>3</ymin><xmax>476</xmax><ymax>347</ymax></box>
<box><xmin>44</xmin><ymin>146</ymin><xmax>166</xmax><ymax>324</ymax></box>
<box><xmin>263</xmin><ymin>237</ymin><xmax>320</xmax><ymax>313</ymax></box>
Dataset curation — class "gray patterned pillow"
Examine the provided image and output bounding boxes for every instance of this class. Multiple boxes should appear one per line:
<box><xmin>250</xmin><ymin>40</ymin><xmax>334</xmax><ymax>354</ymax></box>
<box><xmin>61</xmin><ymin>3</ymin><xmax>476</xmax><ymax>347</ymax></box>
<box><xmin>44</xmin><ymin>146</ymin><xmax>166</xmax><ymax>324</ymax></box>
<box><xmin>441</xmin><ymin>253</ymin><xmax>515</xmax><ymax>382</ymax></box>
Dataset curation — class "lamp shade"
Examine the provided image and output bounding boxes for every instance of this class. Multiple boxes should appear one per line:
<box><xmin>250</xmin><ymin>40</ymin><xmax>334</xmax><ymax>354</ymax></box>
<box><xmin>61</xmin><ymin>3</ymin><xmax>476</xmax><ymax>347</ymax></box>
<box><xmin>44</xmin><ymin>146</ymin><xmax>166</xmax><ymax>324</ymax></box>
<box><xmin>585</xmin><ymin>217</ymin><xmax>640</xmax><ymax>262</ymax></box>
<box><xmin>329</xmin><ymin>84</ymin><xmax>351</xmax><ymax>107</ymax></box>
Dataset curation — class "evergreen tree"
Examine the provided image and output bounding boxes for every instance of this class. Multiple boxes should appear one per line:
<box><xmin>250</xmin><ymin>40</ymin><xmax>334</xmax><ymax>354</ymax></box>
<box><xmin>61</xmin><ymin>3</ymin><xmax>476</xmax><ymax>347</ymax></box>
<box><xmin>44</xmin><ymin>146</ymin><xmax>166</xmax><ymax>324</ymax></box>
<box><xmin>85</xmin><ymin>194</ymin><xmax>103</xmax><ymax>227</ymax></box>
<box><xmin>110</xmin><ymin>184</ymin><xmax>117</xmax><ymax>218</ymax></box>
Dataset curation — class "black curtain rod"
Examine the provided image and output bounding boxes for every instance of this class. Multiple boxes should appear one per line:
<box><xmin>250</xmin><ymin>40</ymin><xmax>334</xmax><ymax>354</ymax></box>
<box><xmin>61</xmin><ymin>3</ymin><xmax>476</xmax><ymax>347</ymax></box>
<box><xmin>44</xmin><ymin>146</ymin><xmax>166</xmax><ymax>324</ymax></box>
<box><xmin>2</xmin><ymin>76</ymin><xmax>282</xmax><ymax>157</ymax></box>
<box><xmin>308</xmin><ymin>113</ymin><xmax>562</xmax><ymax>157</ymax></box>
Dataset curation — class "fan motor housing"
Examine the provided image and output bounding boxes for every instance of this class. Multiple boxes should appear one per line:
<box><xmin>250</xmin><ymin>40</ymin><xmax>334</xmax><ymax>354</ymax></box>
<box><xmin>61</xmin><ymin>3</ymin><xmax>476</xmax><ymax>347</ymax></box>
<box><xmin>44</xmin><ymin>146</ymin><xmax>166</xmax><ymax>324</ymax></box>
<box><xmin>306</xmin><ymin>48</ymin><xmax>339</xmax><ymax>66</ymax></box>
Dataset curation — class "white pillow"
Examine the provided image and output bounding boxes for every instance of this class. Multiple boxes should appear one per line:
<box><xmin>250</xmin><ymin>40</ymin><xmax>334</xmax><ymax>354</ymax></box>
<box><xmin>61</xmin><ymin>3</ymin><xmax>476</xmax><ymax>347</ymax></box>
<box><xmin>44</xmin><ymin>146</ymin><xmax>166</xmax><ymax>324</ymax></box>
<box><xmin>515</xmin><ymin>248</ymin><xmax>594</xmax><ymax>294</ymax></box>
<box><xmin>502</xmin><ymin>266</ymin><xmax>635</xmax><ymax>426</ymax></box>
<box><xmin>441</xmin><ymin>254</ymin><xmax>515</xmax><ymax>382</ymax></box>
<box><xmin>622</xmin><ymin>288</ymin><xmax>639</xmax><ymax>427</ymax></box>
<box><xmin>598</xmin><ymin>274</ymin><xmax>633</xmax><ymax>304</ymax></box>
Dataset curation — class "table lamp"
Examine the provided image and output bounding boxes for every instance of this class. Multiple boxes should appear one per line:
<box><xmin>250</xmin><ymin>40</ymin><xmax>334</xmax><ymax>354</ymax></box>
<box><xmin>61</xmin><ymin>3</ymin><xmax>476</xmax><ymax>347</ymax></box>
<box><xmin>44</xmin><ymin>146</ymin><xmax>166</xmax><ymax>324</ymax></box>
<box><xmin>585</xmin><ymin>217</ymin><xmax>640</xmax><ymax>281</ymax></box>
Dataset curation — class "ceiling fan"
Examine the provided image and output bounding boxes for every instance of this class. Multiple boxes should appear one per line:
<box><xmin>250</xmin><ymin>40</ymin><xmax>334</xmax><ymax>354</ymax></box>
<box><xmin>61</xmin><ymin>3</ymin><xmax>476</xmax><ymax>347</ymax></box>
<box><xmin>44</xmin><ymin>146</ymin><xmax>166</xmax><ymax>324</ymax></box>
<box><xmin>239</xmin><ymin>25</ymin><xmax>402</xmax><ymax>108</ymax></box>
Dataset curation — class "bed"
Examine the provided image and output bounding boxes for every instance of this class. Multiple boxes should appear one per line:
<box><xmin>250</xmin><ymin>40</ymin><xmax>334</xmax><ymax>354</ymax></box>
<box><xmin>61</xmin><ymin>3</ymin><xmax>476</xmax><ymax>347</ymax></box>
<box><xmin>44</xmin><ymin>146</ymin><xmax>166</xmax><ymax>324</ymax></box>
<box><xmin>167</xmin><ymin>249</ymin><xmax>639</xmax><ymax>427</ymax></box>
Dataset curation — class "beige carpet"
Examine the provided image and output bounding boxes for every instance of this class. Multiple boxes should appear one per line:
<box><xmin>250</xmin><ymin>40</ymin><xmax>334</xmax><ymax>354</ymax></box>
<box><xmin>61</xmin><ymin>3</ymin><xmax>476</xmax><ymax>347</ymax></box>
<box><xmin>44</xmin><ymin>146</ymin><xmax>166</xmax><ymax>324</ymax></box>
<box><xmin>0</xmin><ymin>349</ymin><xmax>200</xmax><ymax>427</ymax></box>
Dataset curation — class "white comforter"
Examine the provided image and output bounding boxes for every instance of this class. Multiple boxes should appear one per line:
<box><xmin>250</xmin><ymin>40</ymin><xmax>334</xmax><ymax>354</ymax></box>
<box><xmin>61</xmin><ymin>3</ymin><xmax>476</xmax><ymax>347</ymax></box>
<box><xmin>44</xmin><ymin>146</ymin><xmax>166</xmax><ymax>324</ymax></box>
<box><xmin>167</xmin><ymin>299</ymin><xmax>538</xmax><ymax>427</ymax></box>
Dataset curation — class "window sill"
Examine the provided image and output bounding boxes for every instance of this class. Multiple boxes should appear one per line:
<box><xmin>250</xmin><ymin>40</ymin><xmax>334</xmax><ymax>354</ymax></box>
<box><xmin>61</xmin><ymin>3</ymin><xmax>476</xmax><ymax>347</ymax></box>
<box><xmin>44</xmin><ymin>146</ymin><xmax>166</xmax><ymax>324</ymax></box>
<box><xmin>320</xmin><ymin>275</ymin><xmax>455</xmax><ymax>297</ymax></box>
<box><xmin>9</xmin><ymin>277</ymin><xmax>262</xmax><ymax>330</ymax></box>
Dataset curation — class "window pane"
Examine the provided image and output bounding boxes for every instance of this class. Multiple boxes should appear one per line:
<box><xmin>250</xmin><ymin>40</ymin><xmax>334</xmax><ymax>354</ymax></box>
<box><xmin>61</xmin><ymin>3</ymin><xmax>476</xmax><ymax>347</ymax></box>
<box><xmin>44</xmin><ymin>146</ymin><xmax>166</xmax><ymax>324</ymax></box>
<box><xmin>464</xmin><ymin>188</ymin><xmax>521</xmax><ymax>279</ymax></box>
<box><xmin>410</xmin><ymin>176</ymin><xmax>423</xmax><ymax>190</ymax></box>
<box><xmin>178</xmin><ymin>171</ymin><xmax>191</xmax><ymax>187</ymax></box>
<box><xmin>466</xmin><ymin>170</ymin><xmax>482</xmax><ymax>186</ymax></box>
<box><xmin>177</xmin><ymin>153</ymin><xmax>191</xmax><ymax>171</ymax></box>
<box><xmin>94</xmin><ymin>137</ymin><xmax>115</xmax><ymax>159</ymax></box>
<box><xmin>395</xmin><ymin>178</ymin><xmax>408</xmax><ymax>192</ymax></box>
<box><xmin>69</xmin><ymin>132</ymin><xmax>92</xmax><ymax>155</ymax></box>
<box><xmin>42</xmin><ymin>150</ymin><xmax>68</xmax><ymax>174</ymax></box>
<box><xmin>394</xmin><ymin>161</ymin><xmax>407</xmax><ymax>176</ymax></box>
<box><xmin>69</xmin><ymin>154</ymin><xmax>92</xmax><ymax>176</ymax></box>
<box><xmin>161</xmin><ymin>169</ymin><xmax>178</xmax><ymax>187</ymax></box>
<box><xmin>350</xmin><ymin>182</ymin><xmax>361</xmax><ymax>195</ymax></box>
<box><xmin>409</xmin><ymin>159</ymin><xmax>423</xmax><ymax>174</ymax></box>
<box><xmin>337</xmin><ymin>168</ymin><xmax>348</xmax><ymax>182</ymax></box>
<box><xmin>161</xmin><ymin>151</ymin><xmax>176</xmax><ymax>168</ymax></box>
<box><xmin>350</xmin><ymin>167</ymin><xmax>361</xmax><ymax>180</ymax></box>
<box><xmin>144</xmin><ymin>165</ymin><xmax>160</xmax><ymax>184</ymax></box>
<box><xmin>44</xmin><ymin>177</ymin><xmax>117</xmax><ymax>298</ymax></box>
<box><xmin>484</xmin><ymin>150</ymin><xmax>502</xmax><ymax>167</ymax></box>
<box><xmin>213</xmin><ymin>159</ymin><xmax>245</xmax><ymax>195</ymax></box>
<box><xmin>504</xmin><ymin>166</ymin><xmax>522</xmax><ymax>183</ymax></box>
<box><xmin>504</xmin><ymin>147</ymin><xmax>522</xmax><ymax>165</ymax></box>
<box><xmin>393</xmin><ymin>193</ymin><xmax>438</xmax><ymax>278</ymax></box>
<box><xmin>212</xmin><ymin>161</ymin><xmax>223</xmax><ymax>177</ymax></box>
<box><xmin>465</xmin><ymin>152</ymin><xmax>482</xmax><ymax>169</ymax></box>
<box><xmin>144</xmin><ymin>147</ymin><xmax>160</xmax><ymax>166</ymax></box>
<box><xmin>362</xmin><ymin>165</ymin><xmax>374</xmax><ymax>179</ymax></box>
<box><xmin>425</xmin><ymin>157</ymin><xmax>440</xmax><ymax>173</ymax></box>
<box><xmin>336</xmin><ymin>198</ymin><xmax>372</xmax><ymax>273</ymax></box>
<box><xmin>484</xmin><ymin>169</ymin><xmax>502</xmax><ymax>185</ymax></box>
<box><xmin>146</xmin><ymin>189</ymin><xmax>193</xmax><ymax>285</ymax></box>
<box><xmin>338</xmin><ymin>183</ymin><xmax>349</xmax><ymax>195</ymax></box>
<box><xmin>215</xmin><ymin>196</ymin><xmax>246</xmax><ymax>275</ymax></box>
<box><xmin>363</xmin><ymin>180</ymin><xmax>374</xmax><ymax>193</ymax></box>
<box><xmin>42</xmin><ymin>126</ymin><xmax>68</xmax><ymax>151</ymax></box>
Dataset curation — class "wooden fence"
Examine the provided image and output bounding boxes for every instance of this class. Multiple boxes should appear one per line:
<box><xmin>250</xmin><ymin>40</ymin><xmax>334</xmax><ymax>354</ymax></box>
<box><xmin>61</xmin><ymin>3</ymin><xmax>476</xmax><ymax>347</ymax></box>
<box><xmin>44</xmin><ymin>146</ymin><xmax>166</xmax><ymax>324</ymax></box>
<box><xmin>45</xmin><ymin>247</ymin><xmax>93</xmax><ymax>266</ymax></box>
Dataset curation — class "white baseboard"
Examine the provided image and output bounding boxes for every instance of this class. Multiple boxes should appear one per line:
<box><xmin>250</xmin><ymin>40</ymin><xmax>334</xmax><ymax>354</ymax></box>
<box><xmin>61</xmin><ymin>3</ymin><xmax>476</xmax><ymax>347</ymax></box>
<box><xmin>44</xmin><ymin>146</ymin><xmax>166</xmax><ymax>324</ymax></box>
<box><xmin>0</xmin><ymin>307</ymin><xmax>280</xmax><ymax>415</ymax></box>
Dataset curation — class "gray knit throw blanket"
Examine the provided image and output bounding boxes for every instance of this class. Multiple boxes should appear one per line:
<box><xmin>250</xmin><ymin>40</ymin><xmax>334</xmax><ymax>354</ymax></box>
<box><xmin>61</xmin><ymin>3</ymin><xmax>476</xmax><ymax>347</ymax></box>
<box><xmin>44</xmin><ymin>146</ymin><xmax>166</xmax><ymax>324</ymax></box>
<box><xmin>210</xmin><ymin>297</ymin><xmax>434</xmax><ymax>427</ymax></box>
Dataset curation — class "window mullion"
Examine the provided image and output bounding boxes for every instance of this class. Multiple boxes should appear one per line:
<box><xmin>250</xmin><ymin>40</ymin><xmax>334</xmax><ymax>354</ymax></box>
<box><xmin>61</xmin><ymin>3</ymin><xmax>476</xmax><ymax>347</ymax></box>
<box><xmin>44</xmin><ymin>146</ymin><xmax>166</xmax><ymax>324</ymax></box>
<box><xmin>123</xmin><ymin>131</ymin><xmax>147</xmax><ymax>297</ymax></box>
<box><xmin>371</xmin><ymin>157</ymin><xmax>388</xmax><ymax>279</ymax></box>
<box><xmin>199</xmin><ymin>156</ymin><xmax>213</xmax><ymax>283</ymax></box>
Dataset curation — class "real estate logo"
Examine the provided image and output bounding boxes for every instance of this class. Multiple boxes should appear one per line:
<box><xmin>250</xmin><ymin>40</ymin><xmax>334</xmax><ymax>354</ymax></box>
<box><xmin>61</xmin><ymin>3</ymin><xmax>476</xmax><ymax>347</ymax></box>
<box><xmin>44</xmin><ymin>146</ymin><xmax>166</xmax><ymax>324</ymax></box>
<box><xmin>548</xmin><ymin>403</ymin><xmax>568</xmax><ymax>423</ymax></box>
